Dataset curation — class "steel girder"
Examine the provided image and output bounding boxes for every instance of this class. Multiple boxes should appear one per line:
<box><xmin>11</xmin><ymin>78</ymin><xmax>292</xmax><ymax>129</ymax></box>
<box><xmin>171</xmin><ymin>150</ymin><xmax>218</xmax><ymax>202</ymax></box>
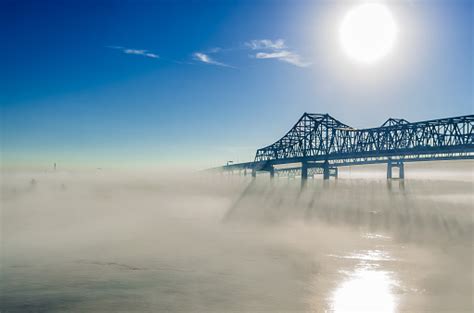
<box><xmin>254</xmin><ymin>113</ymin><xmax>474</xmax><ymax>164</ymax></box>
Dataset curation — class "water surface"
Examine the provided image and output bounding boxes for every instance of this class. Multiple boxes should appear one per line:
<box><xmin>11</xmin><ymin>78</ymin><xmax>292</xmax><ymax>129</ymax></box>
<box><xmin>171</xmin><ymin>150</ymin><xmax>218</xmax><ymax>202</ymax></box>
<box><xmin>1</xmin><ymin>163</ymin><xmax>473</xmax><ymax>312</ymax></box>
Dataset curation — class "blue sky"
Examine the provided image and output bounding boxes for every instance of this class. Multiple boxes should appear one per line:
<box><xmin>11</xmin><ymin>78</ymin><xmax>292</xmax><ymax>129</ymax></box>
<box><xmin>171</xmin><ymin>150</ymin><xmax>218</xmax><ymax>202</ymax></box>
<box><xmin>1</xmin><ymin>0</ymin><xmax>472</xmax><ymax>169</ymax></box>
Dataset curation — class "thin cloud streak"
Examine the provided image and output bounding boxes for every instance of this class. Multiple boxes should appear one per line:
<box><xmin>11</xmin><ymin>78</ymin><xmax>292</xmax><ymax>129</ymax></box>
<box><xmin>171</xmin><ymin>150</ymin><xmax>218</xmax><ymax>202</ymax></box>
<box><xmin>246</xmin><ymin>39</ymin><xmax>310</xmax><ymax>67</ymax></box>
<box><xmin>107</xmin><ymin>46</ymin><xmax>159</xmax><ymax>59</ymax></box>
<box><xmin>255</xmin><ymin>51</ymin><xmax>311</xmax><ymax>67</ymax></box>
<box><xmin>245</xmin><ymin>39</ymin><xmax>286</xmax><ymax>50</ymax></box>
<box><xmin>193</xmin><ymin>52</ymin><xmax>234</xmax><ymax>68</ymax></box>
<box><xmin>123</xmin><ymin>49</ymin><xmax>159</xmax><ymax>59</ymax></box>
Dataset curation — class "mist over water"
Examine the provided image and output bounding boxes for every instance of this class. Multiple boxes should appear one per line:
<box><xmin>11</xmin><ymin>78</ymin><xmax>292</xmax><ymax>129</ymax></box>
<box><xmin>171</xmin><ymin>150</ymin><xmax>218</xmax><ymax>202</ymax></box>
<box><xmin>1</xmin><ymin>162</ymin><xmax>473</xmax><ymax>313</ymax></box>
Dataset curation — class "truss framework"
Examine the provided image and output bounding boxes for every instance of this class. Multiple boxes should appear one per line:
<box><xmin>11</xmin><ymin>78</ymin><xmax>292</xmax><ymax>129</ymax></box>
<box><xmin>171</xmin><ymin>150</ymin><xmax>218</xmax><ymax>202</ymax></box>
<box><xmin>253</xmin><ymin>113</ymin><xmax>474</xmax><ymax>166</ymax></box>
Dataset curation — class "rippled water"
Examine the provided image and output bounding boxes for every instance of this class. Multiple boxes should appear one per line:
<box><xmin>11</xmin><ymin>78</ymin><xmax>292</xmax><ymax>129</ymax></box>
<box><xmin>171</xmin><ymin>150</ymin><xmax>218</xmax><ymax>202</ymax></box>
<box><xmin>1</xmin><ymin>163</ymin><xmax>473</xmax><ymax>312</ymax></box>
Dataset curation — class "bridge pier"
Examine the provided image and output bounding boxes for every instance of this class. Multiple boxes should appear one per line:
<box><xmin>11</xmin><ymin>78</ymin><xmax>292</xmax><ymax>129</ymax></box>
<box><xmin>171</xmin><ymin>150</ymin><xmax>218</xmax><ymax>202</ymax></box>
<box><xmin>301</xmin><ymin>162</ymin><xmax>308</xmax><ymax>180</ymax></box>
<box><xmin>322</xmin><ymin>161</ymin><xmax>338</xmax><ymax>180</ymax></box>
<box><xmin>323</xmin><ymin>161</ymin><xmax>330</xmax><ymax>180</ymax></box>
<box><xmin>399</xmin><ymin>162</ymin><xmax>405</xmax><ymax>179</ymax></box>
<box><xmin>251</xmin><ymin>168</ymin><xmax>256</xmax><ymax>178</ymax></box>
<box><xmin>387</xmin><ymin>159</ymin><xmax>405</xmax><ymax>179</ymax></box>
<box><xmin>269</xmin><ymin>166</ymin><xmax>275</xmax><ymax>179</ymax></box>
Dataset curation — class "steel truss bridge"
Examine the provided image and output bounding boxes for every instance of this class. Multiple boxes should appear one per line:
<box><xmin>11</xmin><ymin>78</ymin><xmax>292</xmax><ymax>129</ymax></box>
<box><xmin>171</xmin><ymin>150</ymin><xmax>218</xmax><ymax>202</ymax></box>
<box><xmin>220</xmin><ymin>113</ymin><xmax>474</xmax><ymax>180</ymax></box>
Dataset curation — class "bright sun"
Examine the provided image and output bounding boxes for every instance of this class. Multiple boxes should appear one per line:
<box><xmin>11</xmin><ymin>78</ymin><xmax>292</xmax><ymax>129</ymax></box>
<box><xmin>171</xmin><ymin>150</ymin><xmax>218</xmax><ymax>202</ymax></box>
<box><xmin>339</xmin><ymin>3</ymin><xmax>398</xmax><ymax>64</ymax></box>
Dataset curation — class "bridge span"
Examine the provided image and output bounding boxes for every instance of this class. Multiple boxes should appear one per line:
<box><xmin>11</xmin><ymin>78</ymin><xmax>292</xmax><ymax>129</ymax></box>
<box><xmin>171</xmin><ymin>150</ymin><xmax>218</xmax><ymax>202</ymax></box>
<box><xmin>219</xmin><ymin>113</ymin><xmax>474</xmax><ymax>180</ymax></box>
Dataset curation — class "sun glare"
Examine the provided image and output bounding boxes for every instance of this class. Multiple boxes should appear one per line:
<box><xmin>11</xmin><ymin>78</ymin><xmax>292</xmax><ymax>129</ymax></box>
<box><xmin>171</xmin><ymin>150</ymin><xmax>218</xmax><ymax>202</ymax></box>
<box><xmin>331</xmin><ymin>267</ymin><xmax>397</xmax><ymax>313</ymax></box>
<box><xmin>339</xmin><ymin>3</ymin><xmax>398</xmax><ymax>64</ymax></box>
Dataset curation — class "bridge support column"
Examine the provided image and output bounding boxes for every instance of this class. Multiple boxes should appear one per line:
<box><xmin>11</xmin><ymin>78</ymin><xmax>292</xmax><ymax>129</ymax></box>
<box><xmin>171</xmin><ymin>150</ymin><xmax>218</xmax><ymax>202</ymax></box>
<box><xmin>387</xmin><ymin>159</ymin><xmax>405</xmax><ymax>179</ymax></box>
<box><xmin>251</xmin><ymin>169</ymin><xmax>256</xmax><ymax>178</ymax></box>
<box><xmin>269</xmin><ymin>166</ymin><xmax>275</xmax><ymax>179</ymax></box>
<box><xmin>301</xmin><ymin>162</ymin><xmax>308</xmax><ymax>180</ymax></box>
<box><xmin>244</xmin><ymin>169</ymin><xmax>247</xmax><ymax>176</ymax></box>
<box><xmin>387</xmin><ymin>160</ymin><xmax>393</xmax><ymax>179</ymax></box>
<box><xmin>323</xmin><ymin>161</ymin><xmax>330</xmax><ymax>180</ymax></box>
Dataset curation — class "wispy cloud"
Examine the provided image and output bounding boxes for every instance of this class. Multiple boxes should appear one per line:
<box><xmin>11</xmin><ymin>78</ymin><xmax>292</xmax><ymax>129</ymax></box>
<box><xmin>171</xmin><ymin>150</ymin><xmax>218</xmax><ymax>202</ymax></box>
<box><xmin>245</xmin><ymin>39</ymin><xmax>310</xmax><ymax>67</ymax></box>
<box><xmin>107</xmin><ymin>40</ymin><xmax>309</xmax><ymax>67</ymax></box>
<box><xmin>123</xmin><ymin>49</ymin><xmax>159</xmax><ymax>59</ymax></box>
<box><xmin>255</xmin><ymin>51</ymin><xmax>310</xmax><ymax>67</ymax></box>
<box><xmin>193</xmin><ymin>52</ymin><xmax>234</xmax><ymax>68</ymax></box>
<box><xmin>245</xmin><ymin>39</ymin><xmax>286</xmax><ymax>50</ymax></box>
<box><xmin>108</xmin><ymin>46</ymin><xmax>159</xmax><ymax>59</ymax></box>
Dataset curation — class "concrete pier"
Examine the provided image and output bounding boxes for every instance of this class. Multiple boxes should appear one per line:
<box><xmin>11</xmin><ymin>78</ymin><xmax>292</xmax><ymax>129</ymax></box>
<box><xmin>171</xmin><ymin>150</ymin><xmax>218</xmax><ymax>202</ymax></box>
<box><xmin>387</xmin><ymin>159</ymin><xmax>405</xmax><ymax>179</ymax></box>
<box><xmin>269</xmin><ymin>166</ymin><xmax>275</xmax><ymax>179</ymax></box>
<box><xmin>323</xmin><ymin>161</ymin><xmax>330</xmax><ymax>180</ymax></box>
<box><xmin>301</xmin><ymin>162</ymin><xmax>308</xmax><ymax>180</ymax></box>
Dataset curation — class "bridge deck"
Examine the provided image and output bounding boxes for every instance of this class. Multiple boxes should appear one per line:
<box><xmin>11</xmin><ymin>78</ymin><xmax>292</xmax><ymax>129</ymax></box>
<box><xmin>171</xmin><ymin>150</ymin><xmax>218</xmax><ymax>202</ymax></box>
<box><xmin>213</xmin><ymin>113</ymin><xmax>474</xmax><ymax>176</ymax></box>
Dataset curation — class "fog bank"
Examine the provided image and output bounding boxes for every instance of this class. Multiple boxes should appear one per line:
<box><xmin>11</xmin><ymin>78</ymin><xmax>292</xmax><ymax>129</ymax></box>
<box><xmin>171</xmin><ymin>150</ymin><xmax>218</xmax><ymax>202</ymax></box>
<box><xmin>1</xmin><ymin>161</ymin><xmax>473</xmax><ymax>312</ymax></box>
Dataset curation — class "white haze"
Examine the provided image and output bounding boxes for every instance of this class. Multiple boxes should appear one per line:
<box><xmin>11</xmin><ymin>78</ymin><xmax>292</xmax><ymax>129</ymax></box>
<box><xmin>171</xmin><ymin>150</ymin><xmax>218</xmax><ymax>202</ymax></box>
<box><xmin>1</xmin><ymin>161</ymin><xmax>473</xmax><ymax>313</ymax></box>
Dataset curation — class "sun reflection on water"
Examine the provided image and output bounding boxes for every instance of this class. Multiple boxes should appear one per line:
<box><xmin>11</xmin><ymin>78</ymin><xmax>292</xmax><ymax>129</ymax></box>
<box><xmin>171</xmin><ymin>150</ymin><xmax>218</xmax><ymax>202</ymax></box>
<box><xmin>329</xmin><ymin>250</ymin><xmax>398</xmax><ymax>313</ymax></box>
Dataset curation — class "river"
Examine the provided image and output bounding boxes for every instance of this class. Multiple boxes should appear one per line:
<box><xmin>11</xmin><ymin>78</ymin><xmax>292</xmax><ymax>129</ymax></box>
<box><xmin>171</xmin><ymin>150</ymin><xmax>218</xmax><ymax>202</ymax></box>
<box><xmin>1</xmin><ymin>161</ymin><xmax>473</xmax><ymax>312</ymax></box>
